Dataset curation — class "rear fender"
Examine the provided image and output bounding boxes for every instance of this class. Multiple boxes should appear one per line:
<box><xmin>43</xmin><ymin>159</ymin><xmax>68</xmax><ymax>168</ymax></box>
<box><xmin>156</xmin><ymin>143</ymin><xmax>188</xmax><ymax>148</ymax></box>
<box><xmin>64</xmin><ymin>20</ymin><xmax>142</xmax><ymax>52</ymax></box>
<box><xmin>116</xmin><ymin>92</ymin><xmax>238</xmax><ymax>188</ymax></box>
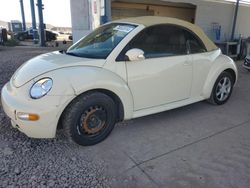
<box><xmin>202</xmin><ymin>54</ymin><xmax>237</xmax><ymax>99</ymax></box>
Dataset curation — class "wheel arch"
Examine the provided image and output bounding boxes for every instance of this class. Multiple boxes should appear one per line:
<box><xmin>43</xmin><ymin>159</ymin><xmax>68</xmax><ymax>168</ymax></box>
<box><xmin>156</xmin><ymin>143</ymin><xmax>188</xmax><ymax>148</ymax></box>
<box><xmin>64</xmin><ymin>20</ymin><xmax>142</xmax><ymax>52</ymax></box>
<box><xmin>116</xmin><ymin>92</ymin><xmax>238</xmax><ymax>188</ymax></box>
<box><xmin>57</xmin><ymin>88</ymin><xmax>127</xmax><ymax>130</ymax></box>
<box><xmin>202</xmin><ymin>67</ymin><xmax>237</xmax><ymax>99</ymax></box>
<box><xmin>224</xmin><ymin>68</ymin><xmax>237</xmax><ymax>85</ymax></box>
<box><xmin>202</xmin><ymin>54</ymin><xmax>238</xmax><ymax>99</ymax></box>
<box><xmin>86</xmin><ymin>88</ymin><xmax>125</xmax><ymax>122</ymax></box>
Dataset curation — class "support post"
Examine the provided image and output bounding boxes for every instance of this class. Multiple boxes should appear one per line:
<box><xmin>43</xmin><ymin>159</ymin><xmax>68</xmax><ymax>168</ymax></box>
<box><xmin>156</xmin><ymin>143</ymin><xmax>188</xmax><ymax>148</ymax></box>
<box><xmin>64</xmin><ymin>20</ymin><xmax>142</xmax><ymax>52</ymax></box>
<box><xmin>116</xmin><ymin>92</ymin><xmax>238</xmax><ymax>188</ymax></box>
<box><xmin>231</xmin><ymin>0</ymin><xmax>240</xmax><ymax>41</ymax></box>
<box><xmin>100</xmin><ymin>0</ymin><xmax>108</xmax><ymax>24</ymax></box>
<box><xmin>30</xmin><ymin>0</ymin><xmax>38</xmax><ymax>44</ymax></box>
<box><xmin>37</xmin><ymin>0</ymin><xmax>45</xmax><ymax>47</ymax></box>
<box><xmin>20</xmin><ymin>0</ymin><xmax>26</xmax><ymax>31</ymax></box>
<box><xmin>70</xmin><ymin>0</ymin><xmax>90</xmax><ymax>43</ymax></box>
<box><xmin>106</xmin><ymin>0</ymin><xmax>111</xmax><ymax>22</ymax></box>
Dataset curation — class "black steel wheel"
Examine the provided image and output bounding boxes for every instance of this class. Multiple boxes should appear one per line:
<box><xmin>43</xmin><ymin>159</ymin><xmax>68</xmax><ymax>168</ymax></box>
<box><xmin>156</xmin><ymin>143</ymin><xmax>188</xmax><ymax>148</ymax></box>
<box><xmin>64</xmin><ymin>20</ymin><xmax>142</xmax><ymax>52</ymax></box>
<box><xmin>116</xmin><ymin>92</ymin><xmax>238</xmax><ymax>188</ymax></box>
<box><xmin>62</xmin><ymin>92</ymin><xmax>116</xmax><ymax>146</ymax></box>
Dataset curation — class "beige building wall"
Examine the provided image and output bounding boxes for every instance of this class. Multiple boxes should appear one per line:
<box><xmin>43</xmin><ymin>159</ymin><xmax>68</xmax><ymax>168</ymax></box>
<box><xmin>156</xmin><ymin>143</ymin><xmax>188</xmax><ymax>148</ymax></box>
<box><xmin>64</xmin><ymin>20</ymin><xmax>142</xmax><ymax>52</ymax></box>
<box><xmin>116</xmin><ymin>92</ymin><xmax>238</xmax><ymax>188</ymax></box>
<box><xmin>236</xmin><ymin>5</ymin><xmax>250</xmax><ymax>39</ymax></box>
<box><xmin>193</xmin><ymin>0</ymin><xmax>235</xmax><ymax>41</ymax></box>
<box><xmin>170</xmin><ymin>0</ymin><xmax>250</xmax><ymax>40</ymax></box>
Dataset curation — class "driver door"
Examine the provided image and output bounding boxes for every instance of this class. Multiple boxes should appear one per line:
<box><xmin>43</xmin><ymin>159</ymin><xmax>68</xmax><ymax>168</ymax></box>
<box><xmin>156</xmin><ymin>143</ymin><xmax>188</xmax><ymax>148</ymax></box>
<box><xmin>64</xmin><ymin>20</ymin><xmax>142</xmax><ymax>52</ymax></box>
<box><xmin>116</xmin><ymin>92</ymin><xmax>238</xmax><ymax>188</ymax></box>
<box><xmin>122</xmin><ymin>24</ymin><xmax>193</xmax><ymax>110</ymax></box>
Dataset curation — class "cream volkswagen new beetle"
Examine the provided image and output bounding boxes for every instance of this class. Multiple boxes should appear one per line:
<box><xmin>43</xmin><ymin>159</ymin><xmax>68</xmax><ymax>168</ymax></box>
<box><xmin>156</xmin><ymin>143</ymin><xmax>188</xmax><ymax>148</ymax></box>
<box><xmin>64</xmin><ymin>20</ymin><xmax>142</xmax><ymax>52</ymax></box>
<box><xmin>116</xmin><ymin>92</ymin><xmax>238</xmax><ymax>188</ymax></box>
<box><xmin>1</xmin><ymin>17</ymin><xmax>237</xmax><ymax>146</ymax></box>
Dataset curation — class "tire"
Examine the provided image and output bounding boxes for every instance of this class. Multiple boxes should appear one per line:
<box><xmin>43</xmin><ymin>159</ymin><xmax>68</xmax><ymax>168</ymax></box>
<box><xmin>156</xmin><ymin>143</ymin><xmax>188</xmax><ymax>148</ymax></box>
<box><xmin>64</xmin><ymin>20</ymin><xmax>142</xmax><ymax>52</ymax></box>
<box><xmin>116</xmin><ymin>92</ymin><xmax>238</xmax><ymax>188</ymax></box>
<box><xmin>208</xmin><ymin>71</ymin><xmax>234</xmax><ymax>105</ymax></box>
<box><xmin>62</xmin><ymin>92</ymin><xmax>116</xmax><ymax>146</ymax></box>
<box><xmin>18</xmin><ymin>35</ymin><xmax>25</xmax><ymax>41</ymax></box>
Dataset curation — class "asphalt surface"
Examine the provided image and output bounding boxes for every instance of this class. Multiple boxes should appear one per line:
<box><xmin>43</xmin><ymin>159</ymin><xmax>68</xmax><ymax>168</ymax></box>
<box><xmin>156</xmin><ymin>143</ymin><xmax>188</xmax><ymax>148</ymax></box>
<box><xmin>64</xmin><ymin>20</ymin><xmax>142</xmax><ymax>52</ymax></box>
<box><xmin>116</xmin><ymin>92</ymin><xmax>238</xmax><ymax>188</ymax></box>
<box><xmin>0</xmin><ymin>46</ymin><xmax>250</xmax><ymax>188</ymax></box>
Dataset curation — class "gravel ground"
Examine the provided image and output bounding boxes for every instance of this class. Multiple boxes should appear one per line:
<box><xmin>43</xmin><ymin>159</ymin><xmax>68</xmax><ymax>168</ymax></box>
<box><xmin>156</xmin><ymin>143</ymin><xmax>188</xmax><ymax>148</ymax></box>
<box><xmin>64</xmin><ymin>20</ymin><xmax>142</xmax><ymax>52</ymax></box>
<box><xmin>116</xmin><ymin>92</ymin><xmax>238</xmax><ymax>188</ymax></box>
<box><xmin>0</xmin><ymin>46</ymin><xmax>111</xmax><ymax>188</ymax></box>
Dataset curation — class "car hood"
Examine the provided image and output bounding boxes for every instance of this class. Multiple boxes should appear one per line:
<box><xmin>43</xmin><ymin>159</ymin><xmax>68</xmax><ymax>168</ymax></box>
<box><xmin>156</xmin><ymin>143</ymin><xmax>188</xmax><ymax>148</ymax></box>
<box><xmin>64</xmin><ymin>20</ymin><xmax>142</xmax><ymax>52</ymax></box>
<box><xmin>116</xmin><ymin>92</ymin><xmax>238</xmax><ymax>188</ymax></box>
<box><xmin>12</xmin><ymin>51</ymin><xmax>106</xmax><ymax>88</ymax></box>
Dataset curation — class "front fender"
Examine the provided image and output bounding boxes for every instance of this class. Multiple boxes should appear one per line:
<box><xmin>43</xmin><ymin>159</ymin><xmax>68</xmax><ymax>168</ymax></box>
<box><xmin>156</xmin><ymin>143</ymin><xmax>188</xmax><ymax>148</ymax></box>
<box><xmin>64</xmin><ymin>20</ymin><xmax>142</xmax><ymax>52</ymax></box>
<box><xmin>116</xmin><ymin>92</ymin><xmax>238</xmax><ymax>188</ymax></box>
<box><xmin>51</xmin><ymin>66</ymin><xmax>134</xmax><ymax>120</ymax></box>
<box><xmin>202</xmin><ymin>54</ymin><xmax>238</xmax><ymax>99</ymax></box>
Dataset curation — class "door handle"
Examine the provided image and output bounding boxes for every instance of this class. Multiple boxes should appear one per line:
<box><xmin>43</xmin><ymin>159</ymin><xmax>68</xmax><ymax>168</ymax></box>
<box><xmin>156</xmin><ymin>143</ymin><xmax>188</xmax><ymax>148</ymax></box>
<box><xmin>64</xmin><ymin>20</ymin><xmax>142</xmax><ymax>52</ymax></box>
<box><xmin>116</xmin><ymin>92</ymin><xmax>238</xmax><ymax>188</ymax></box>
<box><xmin>183</xmin><ymin>61</ymin><xmax>191</xmax><ymax>66</ymax></box>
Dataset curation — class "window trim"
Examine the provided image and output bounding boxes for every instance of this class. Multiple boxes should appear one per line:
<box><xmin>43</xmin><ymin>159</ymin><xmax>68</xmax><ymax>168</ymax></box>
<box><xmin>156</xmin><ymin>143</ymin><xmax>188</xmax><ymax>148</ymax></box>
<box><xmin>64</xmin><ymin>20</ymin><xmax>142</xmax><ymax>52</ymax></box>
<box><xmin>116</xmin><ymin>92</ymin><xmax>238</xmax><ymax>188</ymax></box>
<box><xmin>116</xmin><ymin>23</ymin><xmax>208</xmax><ymax>62</ymax></box>
<box><xmin>183</xmin><ymin>28</ymin><xmax>207</xmax><ymax>55</ymax></box>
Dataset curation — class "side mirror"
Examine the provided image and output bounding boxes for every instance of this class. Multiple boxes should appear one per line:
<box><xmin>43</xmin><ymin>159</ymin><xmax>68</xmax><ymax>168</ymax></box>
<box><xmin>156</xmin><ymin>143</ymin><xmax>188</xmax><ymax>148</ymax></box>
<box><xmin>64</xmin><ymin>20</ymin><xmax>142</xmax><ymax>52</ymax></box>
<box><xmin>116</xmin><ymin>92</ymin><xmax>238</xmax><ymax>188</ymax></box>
<box><xmin>125</xmin><ymin>48</ymin><xmax>145</xmax><ymax>61</ymax></box>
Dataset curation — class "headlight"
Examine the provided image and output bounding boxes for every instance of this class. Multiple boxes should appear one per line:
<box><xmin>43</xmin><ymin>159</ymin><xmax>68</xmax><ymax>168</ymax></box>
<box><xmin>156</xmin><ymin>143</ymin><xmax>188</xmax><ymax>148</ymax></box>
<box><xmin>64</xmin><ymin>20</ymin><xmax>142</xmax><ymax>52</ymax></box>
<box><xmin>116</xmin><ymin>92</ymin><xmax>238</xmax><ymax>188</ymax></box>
<box><xmin>30</xmin><ymin>78</ymin><xmax>53</xmax><ymax>99</ymax></box>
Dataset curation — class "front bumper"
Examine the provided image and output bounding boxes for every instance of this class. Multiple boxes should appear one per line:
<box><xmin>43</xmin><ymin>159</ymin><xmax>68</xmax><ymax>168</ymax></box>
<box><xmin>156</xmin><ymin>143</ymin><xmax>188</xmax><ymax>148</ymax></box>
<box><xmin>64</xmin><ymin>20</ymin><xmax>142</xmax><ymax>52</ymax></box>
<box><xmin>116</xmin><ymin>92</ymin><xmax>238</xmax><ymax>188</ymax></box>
<box><xmin>1</xmin><ymin>82</ymin><xmax>71</xmax><ymax>138</ymax></box>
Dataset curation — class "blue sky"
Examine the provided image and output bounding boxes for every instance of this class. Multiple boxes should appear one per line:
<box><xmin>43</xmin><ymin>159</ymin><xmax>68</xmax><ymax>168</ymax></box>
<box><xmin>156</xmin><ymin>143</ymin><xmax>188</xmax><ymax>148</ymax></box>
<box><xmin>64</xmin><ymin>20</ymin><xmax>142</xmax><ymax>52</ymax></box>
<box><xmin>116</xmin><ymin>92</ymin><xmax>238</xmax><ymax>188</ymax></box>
<box><xmin>0</xmin><ymin>0</ymin><xmax>71</xmax><ymax>27</ymax></box>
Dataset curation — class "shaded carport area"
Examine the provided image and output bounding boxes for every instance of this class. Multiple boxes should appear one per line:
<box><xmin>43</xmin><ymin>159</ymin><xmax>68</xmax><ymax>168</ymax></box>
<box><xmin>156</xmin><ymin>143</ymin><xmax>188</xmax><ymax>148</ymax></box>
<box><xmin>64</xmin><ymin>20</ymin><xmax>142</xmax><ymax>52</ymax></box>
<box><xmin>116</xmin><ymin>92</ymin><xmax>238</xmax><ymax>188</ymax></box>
<box><xmin>111</xmin><ymin>0</ymin><xmax>196</xmax><ymax>23</ymax></box>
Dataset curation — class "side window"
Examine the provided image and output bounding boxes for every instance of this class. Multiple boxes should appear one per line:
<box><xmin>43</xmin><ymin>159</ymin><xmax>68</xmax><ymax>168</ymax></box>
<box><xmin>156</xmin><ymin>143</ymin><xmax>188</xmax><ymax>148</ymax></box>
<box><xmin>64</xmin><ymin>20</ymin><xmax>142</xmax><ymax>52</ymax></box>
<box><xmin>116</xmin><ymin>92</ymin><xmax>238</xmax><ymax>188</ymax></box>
<box><xmin>122</xmin><ymin>25</ymin><xmax>188</xmax><ymax>59</ymax></box>
<box><xmin>184</xmin><ymin>30</ymin><xmax>207</xmax><ymax>54</ymax></box>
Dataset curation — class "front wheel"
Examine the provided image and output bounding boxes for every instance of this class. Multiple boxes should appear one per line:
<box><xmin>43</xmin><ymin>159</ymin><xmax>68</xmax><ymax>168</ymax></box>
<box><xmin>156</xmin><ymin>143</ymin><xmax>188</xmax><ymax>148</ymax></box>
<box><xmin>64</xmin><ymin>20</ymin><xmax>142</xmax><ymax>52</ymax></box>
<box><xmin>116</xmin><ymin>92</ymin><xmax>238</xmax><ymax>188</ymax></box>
<box><xmin>62</xmin><ymin>92</ymin><xmax>116</xmax><ymax>146</ymax></box>
<box><xmin>208</xmin><ymin>72</ymin><xmax>234</xmax><ymax>105</ymax></box>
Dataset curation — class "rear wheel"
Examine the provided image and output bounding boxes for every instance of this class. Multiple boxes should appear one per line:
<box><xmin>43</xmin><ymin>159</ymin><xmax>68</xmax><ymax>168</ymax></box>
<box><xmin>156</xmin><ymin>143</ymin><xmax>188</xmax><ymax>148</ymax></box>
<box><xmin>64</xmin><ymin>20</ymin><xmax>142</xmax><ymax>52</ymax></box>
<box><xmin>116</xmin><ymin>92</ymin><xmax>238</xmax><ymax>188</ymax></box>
<box><xmin>208</xmin><ymin>72</ymin><xmax>234</xmax><ymax>105</ymax></box>
<box><xmin>18</xmin><ymin>35</ymin><xmax>25</xmax><ymax>41</ymax></box>
<box><xmin>62</xmin><ymin>92</ymin><xmax>116</xmax><ymax>146</ymax></box>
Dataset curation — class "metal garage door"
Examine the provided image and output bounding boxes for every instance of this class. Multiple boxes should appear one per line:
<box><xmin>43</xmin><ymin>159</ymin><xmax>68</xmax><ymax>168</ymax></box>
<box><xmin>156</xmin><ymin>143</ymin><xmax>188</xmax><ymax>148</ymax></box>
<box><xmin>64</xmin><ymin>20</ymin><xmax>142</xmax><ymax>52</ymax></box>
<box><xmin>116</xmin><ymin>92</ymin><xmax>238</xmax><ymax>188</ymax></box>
<box><xmin>111</xmin><ymin>1</ymin><xmax>196</xmax><ymax>23</ymax></box>
<box><xmin>112</xmin><ymin>5</ymin><xmax>154</xmax><ymax>20</ymax></box>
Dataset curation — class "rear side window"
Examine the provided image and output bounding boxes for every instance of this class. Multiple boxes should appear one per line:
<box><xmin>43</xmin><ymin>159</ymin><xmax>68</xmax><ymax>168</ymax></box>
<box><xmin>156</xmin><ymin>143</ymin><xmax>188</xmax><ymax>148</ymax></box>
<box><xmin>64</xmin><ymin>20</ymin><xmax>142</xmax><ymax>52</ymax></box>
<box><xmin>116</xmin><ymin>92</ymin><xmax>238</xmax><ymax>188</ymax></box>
<box><xmin>184</xmin><ymin>30</ymin><xmax>207</xmax><ymax>54</ymax></box>
<box><xmin>127</xmin><ymin>25</ymin><xmax>188</xmax><ymax>58</ymax></box>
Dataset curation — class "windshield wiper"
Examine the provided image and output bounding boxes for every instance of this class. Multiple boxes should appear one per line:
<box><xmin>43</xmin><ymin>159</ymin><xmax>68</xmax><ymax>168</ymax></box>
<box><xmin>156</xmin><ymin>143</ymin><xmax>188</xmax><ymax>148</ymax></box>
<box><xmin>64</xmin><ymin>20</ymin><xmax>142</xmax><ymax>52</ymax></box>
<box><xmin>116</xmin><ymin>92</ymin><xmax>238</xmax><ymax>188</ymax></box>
<box><xmin>59</xmin><ymin>50</ymin><xmax>66</xmax><ymax>54</ymax></box>
<box><xmin>65</xmin><ymin>52</ymin><xmax>81</xmax><ymax>57</ymax></box>
<box><xmin>65</xmin><ymin>51</ymin><xmax>106</xmax><ymax>59</ymax></box>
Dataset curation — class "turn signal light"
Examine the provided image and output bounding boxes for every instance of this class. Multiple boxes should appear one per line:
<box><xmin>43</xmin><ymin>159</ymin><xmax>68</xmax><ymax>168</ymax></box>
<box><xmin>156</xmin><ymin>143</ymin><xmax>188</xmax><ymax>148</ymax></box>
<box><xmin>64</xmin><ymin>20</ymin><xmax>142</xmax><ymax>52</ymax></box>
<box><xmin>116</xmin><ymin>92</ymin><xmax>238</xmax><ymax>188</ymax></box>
<box><xmin>17</xmin><ymin>112</ymin><xmax>40</xmax><ymax>121</ymax></box>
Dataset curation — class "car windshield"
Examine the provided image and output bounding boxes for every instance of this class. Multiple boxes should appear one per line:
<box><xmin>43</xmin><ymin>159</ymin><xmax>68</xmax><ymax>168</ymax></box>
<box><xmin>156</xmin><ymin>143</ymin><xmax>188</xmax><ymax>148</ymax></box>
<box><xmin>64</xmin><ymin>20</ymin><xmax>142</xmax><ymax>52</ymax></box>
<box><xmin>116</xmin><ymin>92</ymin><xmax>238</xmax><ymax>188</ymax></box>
<box><xmin>66</xmin><ymin>23</ymin><xmax>137</xmax><ymax>59</ymax></box>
